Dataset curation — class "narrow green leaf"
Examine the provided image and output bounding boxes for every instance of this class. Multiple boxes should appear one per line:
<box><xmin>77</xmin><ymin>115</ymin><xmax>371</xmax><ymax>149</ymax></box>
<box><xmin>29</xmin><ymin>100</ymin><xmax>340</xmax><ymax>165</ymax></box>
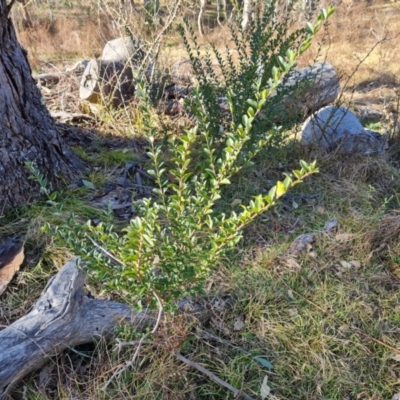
<box><xmin>299</xmin><ymin>38</ymin><xmax>312</xmax><ymax>54</ymax></box>
<box><xmin>220</xmin><ymin>178</ymin><xmax>231</xmax><ymax>185</ymax></box>
<box><xmin>300</xmin><ymin>160</ymin><xmax>309</xmax><ymax>171</ymax></box>
<box><xmin>276</xmin><ymin>181</ymin><xmax>286</xmax><ymax>197</ymax></box>
<box><xmin>306</xmin><ymin>22</ymin><xmax>314</xmax><ymax>34</ymax></box>
<box><xmin>293</xmin><ymin>169</ymin><xmax>302</xmax><ymax>179</ymax></box>
<box><xmin>283</xmin><ymin>175</ymin><xmax>292</xmax><ymax>189</ymax></box>
<box><xmin>247</xmin><ymin>99</ymin><xmax>258</xmax><ymax>108</ymax></box>
<box><xmin>82</xmin><ymin>180</ymin><xmax>95</xmax><ymax>190</ymax></box>
<box><xmin>269</xmin><ymin>185</ymin><xmax>277</xmax><ymax>199</ymax></box>
<box><xmin>253</xmin><ymin>356</ymin><xmax>273</xmax><ymax>370</ymax></box>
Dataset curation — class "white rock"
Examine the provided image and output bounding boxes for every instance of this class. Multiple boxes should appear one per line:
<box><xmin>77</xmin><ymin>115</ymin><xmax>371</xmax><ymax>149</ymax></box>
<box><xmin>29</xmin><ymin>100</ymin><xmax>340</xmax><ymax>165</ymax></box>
<box><xmin>301</xmin><ymin>105</ymin><xmax>385</xmax><ymax>155</ymax></box>
<box><xmin>101</xmin><ymin>37</ymin><xmax>145</xmax><ymax>62</ymax></box>
<box><xmin>301</xmin><ymin>105</ymin><xmax>364</xmax><ymax>149</ymax></box>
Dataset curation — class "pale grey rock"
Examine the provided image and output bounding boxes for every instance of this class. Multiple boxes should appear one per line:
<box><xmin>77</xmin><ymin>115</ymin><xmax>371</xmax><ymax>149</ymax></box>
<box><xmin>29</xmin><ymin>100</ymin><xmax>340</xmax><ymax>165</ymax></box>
<box><xmin>301</xmin><ymin>105</ymin><xmax>364</xmax><ymax>149</ymax></box>
<box><xmin>101</xmin><ymin>37</ymin><xmax>154</xmax><ymax>77</ymax></box>
<box><xmin>101</xmin><ymin>36</ymin><xmax>145</xmax><ymax>63</ymax></box>
<box><xmin>301</xmin><ymin>105</ymin><xmax>385</xmax><ymax>155</ymax></box>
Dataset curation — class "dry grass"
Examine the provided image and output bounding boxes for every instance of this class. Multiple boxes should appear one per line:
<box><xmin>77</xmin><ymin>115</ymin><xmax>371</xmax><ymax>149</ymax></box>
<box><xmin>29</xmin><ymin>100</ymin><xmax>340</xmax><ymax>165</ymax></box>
<box><xmin>2</xmin><ymin>0</ymin><xmax>400</xmax><ymax>399</ymax></box>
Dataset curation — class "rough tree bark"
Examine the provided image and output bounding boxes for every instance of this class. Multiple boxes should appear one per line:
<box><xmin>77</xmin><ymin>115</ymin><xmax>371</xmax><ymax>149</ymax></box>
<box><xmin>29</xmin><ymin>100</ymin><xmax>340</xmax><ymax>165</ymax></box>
<box><xmin>0</xmin><ymin>0</ymin><xmax>83</xmax><ymax>210</ymax></box>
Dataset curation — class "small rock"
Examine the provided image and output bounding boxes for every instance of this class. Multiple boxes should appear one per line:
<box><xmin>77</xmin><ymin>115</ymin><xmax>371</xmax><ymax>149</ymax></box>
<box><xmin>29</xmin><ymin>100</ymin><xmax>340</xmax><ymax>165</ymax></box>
<box><xmin>288</xmin><ymin>233</ymin><xmax>315</xmax><ymax>255</ymax></box>
<box><xmin>301</xmin><ymin>105</ymin><xmax>385</xmax><ymax>155</ymax></box>
<box><xmin>102</xmin><ymin>36</ymin><xmax>146</xmax><ymax>64</ymax></box>
<box><xmin>324</xmin><ymin>218</ymin><xmax>338</xmax><ymax>234</ymax></box>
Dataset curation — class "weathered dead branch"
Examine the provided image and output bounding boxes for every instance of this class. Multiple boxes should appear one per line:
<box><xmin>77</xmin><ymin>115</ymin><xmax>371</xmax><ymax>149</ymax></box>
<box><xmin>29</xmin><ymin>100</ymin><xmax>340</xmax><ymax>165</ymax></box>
<box><xmin>0</xmin><ymin>258</ymin><xmax>154</xmax><ymax>397</ymax></box>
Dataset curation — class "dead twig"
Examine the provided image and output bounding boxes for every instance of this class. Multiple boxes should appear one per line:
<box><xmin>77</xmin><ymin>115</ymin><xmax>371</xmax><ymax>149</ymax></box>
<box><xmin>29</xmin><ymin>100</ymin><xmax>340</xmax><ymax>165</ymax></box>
<box><xmin>102</xmin><ymin>290</ymin><xmax>164</xmax><ymax>390</ymax></box>
<box><xmin>174</xmin><ymin>352</ymin><xmax>256</xmax><ymax>400</ymax></box>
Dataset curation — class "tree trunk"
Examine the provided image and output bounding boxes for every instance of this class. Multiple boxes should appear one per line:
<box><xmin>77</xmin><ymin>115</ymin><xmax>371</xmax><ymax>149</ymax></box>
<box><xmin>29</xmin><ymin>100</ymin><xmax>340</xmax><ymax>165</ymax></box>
<box><xmin>241</xmin><ymin>0</ymin><xmax>253</xmax><ymax>32</ymax></box>
<box><xmin>0</xmin><ymin>1</ymin><xmax>83</xmax><ymax>210</ymax></box>
<box><xmin>198</xmin><ymin>0</ymin><xmax>206</xmax><ymax>36</ymax></box>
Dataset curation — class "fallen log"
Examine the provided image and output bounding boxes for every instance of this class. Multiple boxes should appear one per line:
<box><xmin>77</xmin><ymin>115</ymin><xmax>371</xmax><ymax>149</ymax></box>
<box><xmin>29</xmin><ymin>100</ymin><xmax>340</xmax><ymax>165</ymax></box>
<box><xmin>281</xmin><ymin>61</ymin><xmax>340</xmax><ymax>112</ymax></box>
<box><xmin>0</xmin><ymin>258</ymin><xmax>209</xmax><ymax>397</ymax></box>
<box><xmin>0</xmin><ymin>258</ymin><xmax>154</xmax><ymax>397</ymax></box>
<box><xmin>79</xmin><ymin>59</ymin><xmax>135</xmax><ymax>107</ymax></box>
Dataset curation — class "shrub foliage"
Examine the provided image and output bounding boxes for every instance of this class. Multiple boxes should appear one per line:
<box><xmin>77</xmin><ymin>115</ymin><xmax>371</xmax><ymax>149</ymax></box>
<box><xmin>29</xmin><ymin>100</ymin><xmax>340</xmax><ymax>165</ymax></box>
<box><xmin>38</xmin><ymin>0</ymin><xmax>334</xmax><ymax>307</ymax></box>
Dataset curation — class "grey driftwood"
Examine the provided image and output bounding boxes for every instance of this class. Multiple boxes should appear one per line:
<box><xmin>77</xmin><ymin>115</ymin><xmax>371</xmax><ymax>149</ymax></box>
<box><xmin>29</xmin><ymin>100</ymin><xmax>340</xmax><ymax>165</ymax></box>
<box><xmin>0</xmin><ymin>258</ymin><xmax>154</xmax><ymax>398</ymax></box>
<box><xmin>0</xmin><ymin>258</ymin><xmax>208</xmax><ymax>397</ymax></box>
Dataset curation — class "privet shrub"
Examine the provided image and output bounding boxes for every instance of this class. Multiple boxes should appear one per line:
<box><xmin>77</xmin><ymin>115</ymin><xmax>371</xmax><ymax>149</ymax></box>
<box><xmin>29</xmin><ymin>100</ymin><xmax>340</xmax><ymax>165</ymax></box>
<box><xmin>43</xmin><ymin>0</ymin><xmax>334</xmax><ymax>308</ymax></box>
<box><xmin>181</xmin><ymin>1</ymin><xmax>335</xmax><ymax>147</ymax></box>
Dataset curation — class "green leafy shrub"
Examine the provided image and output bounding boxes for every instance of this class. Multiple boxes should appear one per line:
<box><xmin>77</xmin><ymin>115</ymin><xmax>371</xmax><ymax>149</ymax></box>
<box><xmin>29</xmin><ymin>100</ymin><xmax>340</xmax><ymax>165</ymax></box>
<box><xmin>181</xmin><ymin>1</ymin><xmax>335</xmax><ymax>147</ymax></box>
<box><xmin>47</xmin><ymin>87</ymin><xmax>316</xmax><ymax>308</ymax></box>
<box><xmin>42</xmin><ymin>0</ymin><xmax>334</xmax><ymax>308</ymax></box>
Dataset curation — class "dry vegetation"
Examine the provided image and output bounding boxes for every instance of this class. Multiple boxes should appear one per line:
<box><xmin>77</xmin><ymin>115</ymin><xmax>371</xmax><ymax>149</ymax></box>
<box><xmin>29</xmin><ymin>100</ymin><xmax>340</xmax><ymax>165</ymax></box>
<box><xmin>2</xmin><ymin>0</ymin><xmax>400</xmax><ymax>399</ymax></box>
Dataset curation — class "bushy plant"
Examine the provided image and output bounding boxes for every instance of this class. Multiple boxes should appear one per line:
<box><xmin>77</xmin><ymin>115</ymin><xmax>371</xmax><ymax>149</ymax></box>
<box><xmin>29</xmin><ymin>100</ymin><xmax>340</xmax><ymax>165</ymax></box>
<box><xmin>42</xmin><ymin>0</ymin><xmax>334</xmax><ymax>308</ymax></box>
<box><xmin>181</xmin><ymin>1</ymin><xmax>335</xmax><ymax>147</ymax></box>
<box><xmin>47</xmin><ymin>89</ymin><xmax>316</xmax><ymax>309</ymax></box>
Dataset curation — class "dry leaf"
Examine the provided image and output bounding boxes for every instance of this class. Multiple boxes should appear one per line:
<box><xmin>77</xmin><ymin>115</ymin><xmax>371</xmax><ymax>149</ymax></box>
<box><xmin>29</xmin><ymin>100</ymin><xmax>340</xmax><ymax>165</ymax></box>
<box><xmin>260</xmin><ymin>375</ymin><xmax>271</xmax><ymax>399</ymax></box>
<box><xmin>288</xmin><ymin>233</ymin><xmax>315</xmax><ymax>255</ymax></box>
<box><xmin>335</xmin><ymin>233</ymin><xmax>354</xmax><ymax>242</ymax></box>
<box><xmin>324</xmin><ymin>218</ymin><xmax>338</xmax><ymax>234</ymax></box>
<box><xmin>389</xmin><ymin>353</ymin><xmax>400</xmax><ymax>362</ymax></box>
<box><xmin>284</xmin><ymin>257</ymin><xmax>301</xmax><ymax>270</ymax></box>
<box><xmin>350</xmin><ymin>260</ymin><xmax>361</xmax><ymax>269</ymax></box>
<box><xmin>317</xmin><ymin>206</ymin><xmax>326</xmax><ymax>214</ymax></box>
<box><xmin>211</xmin><ymin>317</ymin><xmax>231</xmax><ymax>335</ymax></box>
<box><xmin>233</xmin><ymin>315</ymin><xmax>245</xmax><ymax>331</ymax></box>
<box><xmin>339</xmin><ymin>260</ymin><xmax>352</xmax><ymax>269</ymax></box>
<box><xmin>0</xmin><ymin>237</ymin><xmax>24</xmax><ymax>296</ymax></box>
<box><xmin>230</xmin><ymin>199</ymin><xmax>242</xmax><ymax>207</ymax></box>
<box><xmin>333</xmin><ymin>260</ymin><xmax>359</xmax><ymax>276</ymax></box>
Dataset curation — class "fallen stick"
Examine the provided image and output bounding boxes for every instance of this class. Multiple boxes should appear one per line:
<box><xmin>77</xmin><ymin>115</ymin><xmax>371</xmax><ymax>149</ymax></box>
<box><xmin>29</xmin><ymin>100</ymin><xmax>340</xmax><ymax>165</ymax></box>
<box><xmin>174</xmin><ymin>352</ymin><xmax>256</xmax><ymax>400</ymax></box>
<box><xmin>32</xmin><ymin>72</ymin><xmax>70</xmax><ymax>83</ymax></box>
<box><xmin>50</xmin><ymin>111</ymin><xmax>96</xmax><ymax>123</ymax></box>
<box><xmin>33</xmin><ymin>61</ymin><xmax>87</xmax><ymax>83</ymax></box>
